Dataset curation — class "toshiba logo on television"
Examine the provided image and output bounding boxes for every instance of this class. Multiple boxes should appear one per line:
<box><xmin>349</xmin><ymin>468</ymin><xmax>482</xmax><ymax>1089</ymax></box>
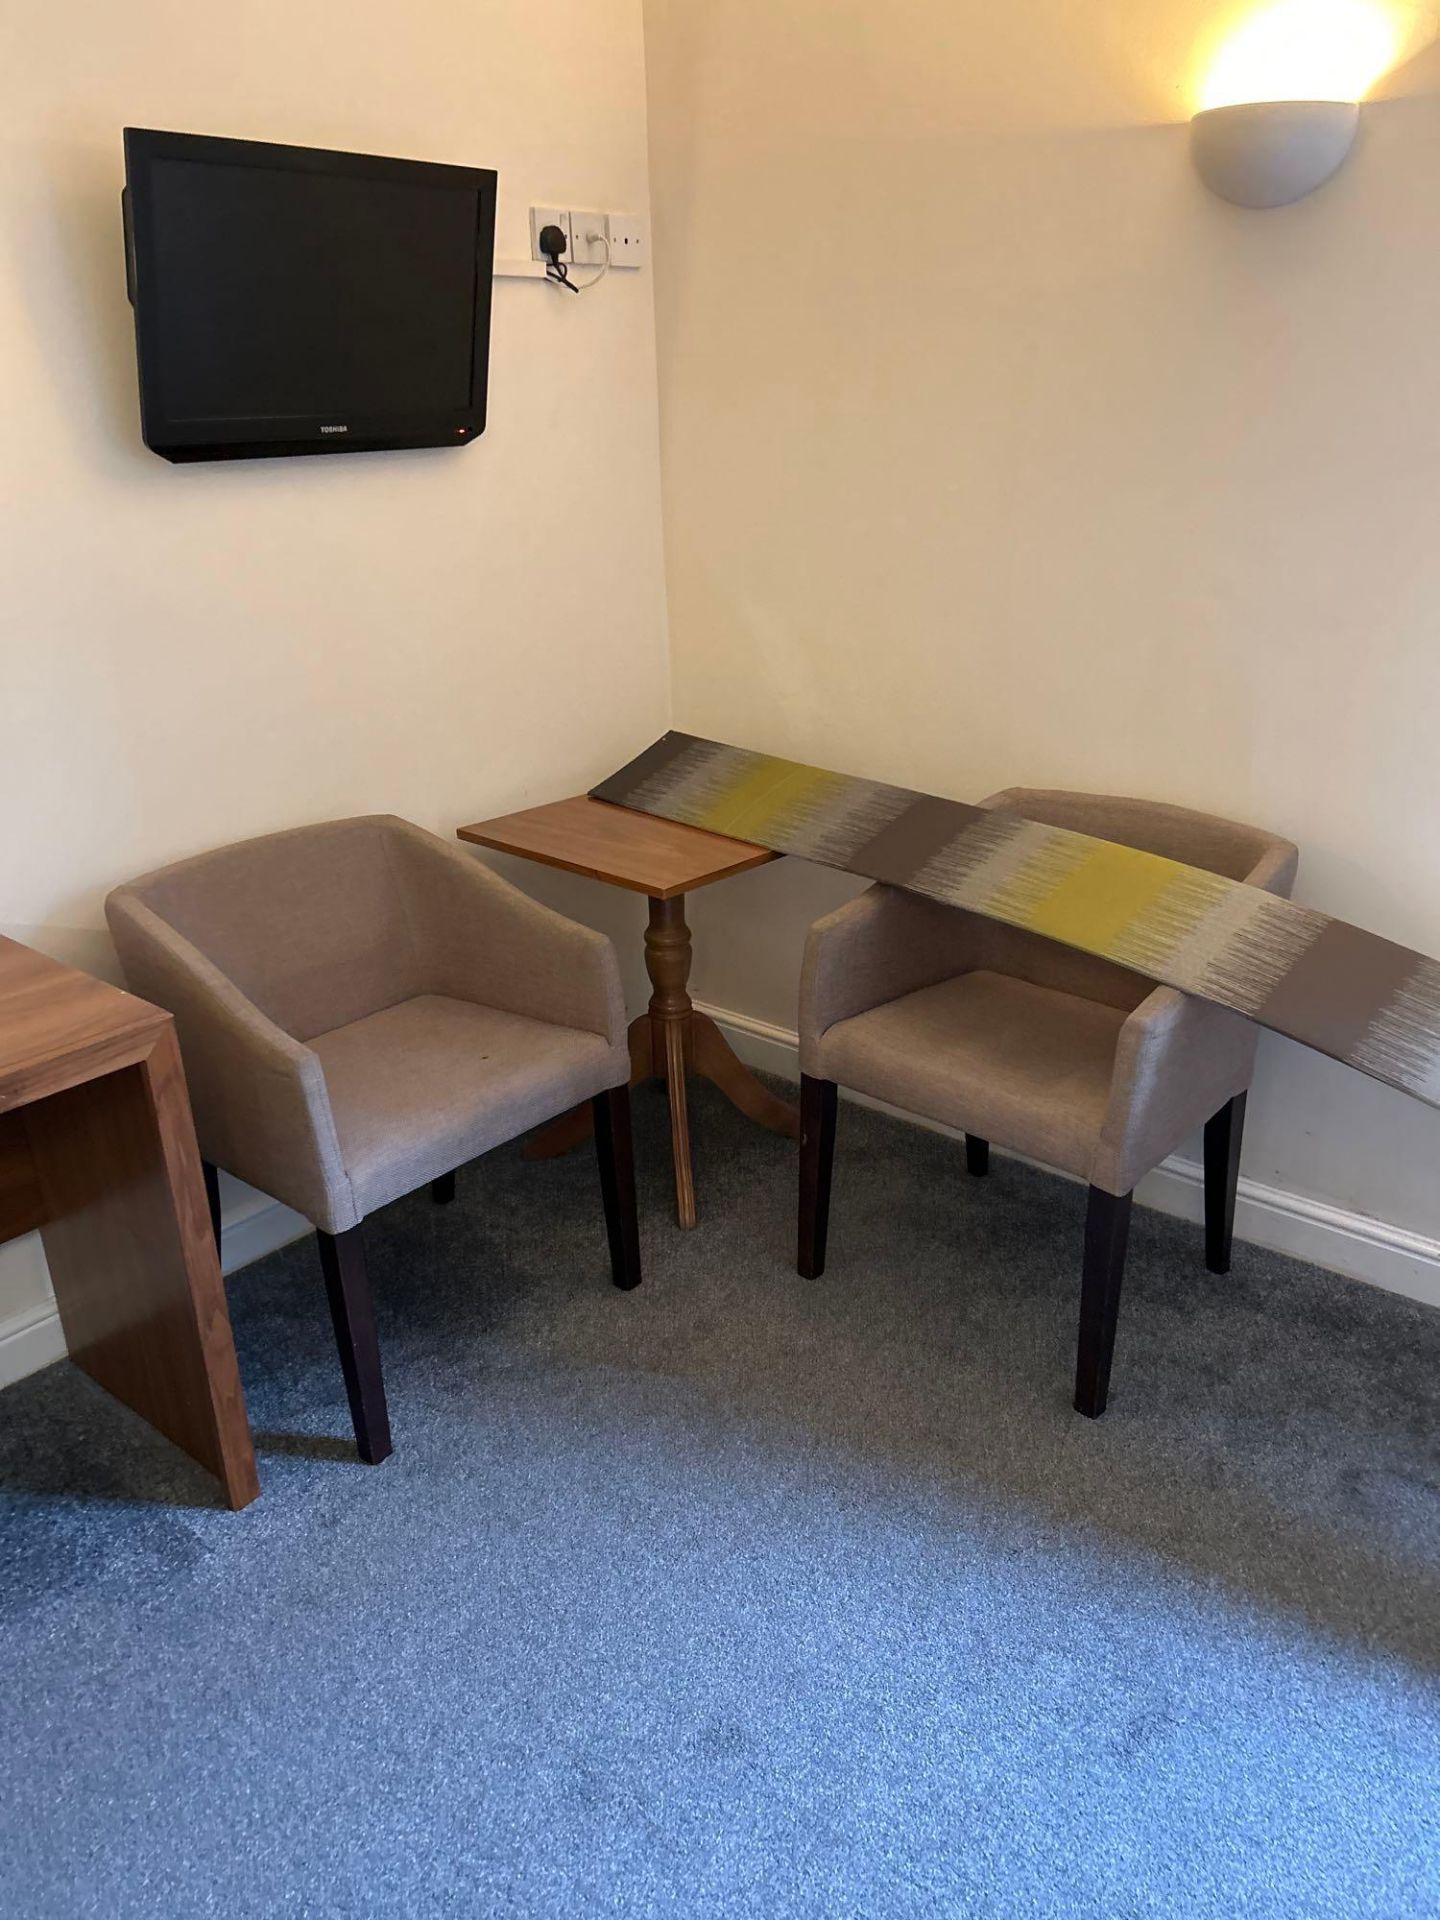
<box><xmin>319</xmin><ymin>424</ymin><xmax>349</xmax><ymax>434</ymax></box>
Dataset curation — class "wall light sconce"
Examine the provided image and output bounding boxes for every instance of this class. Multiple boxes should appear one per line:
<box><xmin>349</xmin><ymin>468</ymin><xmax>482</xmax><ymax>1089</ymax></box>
<box><xmin>1190</xmin><ymin>0</ymin><xmax>1404</xmax><ymax>208</ymax></box>
<box><xmin>1192</xmin><ymin>98</ymin><xmax>1359</xmax><ymax>206</ymax></box>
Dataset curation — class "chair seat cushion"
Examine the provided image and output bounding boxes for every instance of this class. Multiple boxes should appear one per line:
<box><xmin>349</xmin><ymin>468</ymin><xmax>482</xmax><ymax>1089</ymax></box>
<box><xmin>311</xmin><ymin>994</ymin><xmax>618</xmax><ymax>1218</ymax></box>
<box><xmin>815</xmin><ymin>970</ymin><xmax>1127</xmax><ymax>1183</ymax></box>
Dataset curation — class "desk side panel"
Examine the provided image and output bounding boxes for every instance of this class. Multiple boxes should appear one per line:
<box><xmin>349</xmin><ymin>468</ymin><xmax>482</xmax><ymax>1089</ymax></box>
<box><xmin>24</xmin><ymin>1028</ymin><xmax>259</xmax><ymax>1508</ymax></box>
<box><xmin>0</xmin><ymin>1111</ymin><xmax>48</xmax><ymax>1245</ymax></box>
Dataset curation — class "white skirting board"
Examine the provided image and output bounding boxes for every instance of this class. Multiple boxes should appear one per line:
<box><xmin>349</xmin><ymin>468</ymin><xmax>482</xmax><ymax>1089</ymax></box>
<box><xmin>4</xmin><ymin>999</ymin><xmax>1437</xmax><ymax>1391</ymax></box>
<box><xmin>0</xmin><ymin>1279</ymin><xmax>69</xmax><ymax>1386</ymax></box>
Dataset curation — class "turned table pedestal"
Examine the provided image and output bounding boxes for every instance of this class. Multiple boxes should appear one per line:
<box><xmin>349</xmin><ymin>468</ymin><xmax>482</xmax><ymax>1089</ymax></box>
<box><xmin>458</xmin><ymin>795</ymin><xmax>798</xmax><ymax>1228</ymax></box>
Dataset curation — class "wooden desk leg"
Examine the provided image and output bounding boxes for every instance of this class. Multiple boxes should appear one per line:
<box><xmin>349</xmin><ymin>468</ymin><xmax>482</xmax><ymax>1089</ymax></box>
<box><xmin>23</xmin><ymin>1026</ymin><xmax>260</xmax><ymax>1510</ymax></box>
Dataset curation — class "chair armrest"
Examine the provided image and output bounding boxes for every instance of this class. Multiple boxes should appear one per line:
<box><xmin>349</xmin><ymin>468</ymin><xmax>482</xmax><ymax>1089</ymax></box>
<box><xmin>1248</xmin><ymin>837</ymin><xmax>1300</xmax><ymax>899</ymax></box>
<box><xmin>105</xmin><ymin>890</ymin><xmax>356</xmax><ymax>1233</ymax></box>
<box><xmin>1094</xmin><ymin>986</ymin><xmax>1258</xmax><ymax>1196</ymax></box>
<box><xmin>799</xmin><ymin>883</ymin><xmax>991</xmax><ymax>1072</ymax></box>
<box><xmin>393</xmin><ymin>828</ymin><xmax>627</xmax><ymax>1047</ymax></box>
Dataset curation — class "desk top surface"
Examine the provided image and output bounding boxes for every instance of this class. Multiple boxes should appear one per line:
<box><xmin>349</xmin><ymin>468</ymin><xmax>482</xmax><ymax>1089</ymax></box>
<box><xmin>457</xmin><ymin>794</ymin><xmax>776</xmax><ymax>900</ymax></box>
<box><xmin>0</xmin><ymin>936</ymin><xmax>166</xmax><ymax>1109</ymax></box>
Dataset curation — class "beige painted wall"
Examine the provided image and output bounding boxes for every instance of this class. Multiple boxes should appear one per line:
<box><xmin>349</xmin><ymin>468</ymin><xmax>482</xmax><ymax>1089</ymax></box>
<box><xmin>644</xmin><ymin>0</ymin><xmax>1440</xmax><ymax>1240</ymax></box>
<box><xmin>7</xmin><ymin>0</ymin><xmax>1440</xmax><ymax>1360</ymax></box>
<box><xmin>0</xmin><ymin>0</ymin><xmax>669</xmax><ymax>1332</ymax></box>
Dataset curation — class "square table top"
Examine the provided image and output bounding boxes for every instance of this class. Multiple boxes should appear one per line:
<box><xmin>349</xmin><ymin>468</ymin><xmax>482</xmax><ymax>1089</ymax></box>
<box><xmin>456</xmin><ymin>794</ymin><xmax>776</xmax><ymax>900</ymax></box>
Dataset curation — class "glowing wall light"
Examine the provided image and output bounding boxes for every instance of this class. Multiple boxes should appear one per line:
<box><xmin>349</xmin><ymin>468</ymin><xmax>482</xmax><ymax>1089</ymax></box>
<box><xmin>1199</xmin><ymin>0</ymin><xmax>1401</xmax><ymax>110</ymax></box>
<box><xmin>1192</xmin><ymin>1</ymin><xmax>1404</xmax><ymax>208</ymax></box>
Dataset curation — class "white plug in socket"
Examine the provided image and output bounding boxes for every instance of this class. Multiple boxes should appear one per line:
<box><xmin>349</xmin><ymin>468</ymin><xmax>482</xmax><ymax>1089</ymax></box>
<box><xmin>569</xmin><ymin>211</ymin><xmax>609</xmax><ymax>268</ymax></box>
<box><xmin>529</xmin><ymin>206</ymin><xmax>573</xmax><ymax>266</ymax></box>
<box><xmin>608</xmin><ymin>214</ymin><xmax>646</xmax><ymax>267</ymax></box>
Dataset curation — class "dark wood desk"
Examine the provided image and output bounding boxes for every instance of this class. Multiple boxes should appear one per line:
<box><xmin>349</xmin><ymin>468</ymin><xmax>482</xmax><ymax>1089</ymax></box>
<box><xmin>0</xmin><ymin>936</ymin><xmax>258</xmax><ymax>1508</ymax></box>
<box><xmin>458</xmin><ymin>795</ymin><xmax>799</xmax><ymax>1228</ymax></box>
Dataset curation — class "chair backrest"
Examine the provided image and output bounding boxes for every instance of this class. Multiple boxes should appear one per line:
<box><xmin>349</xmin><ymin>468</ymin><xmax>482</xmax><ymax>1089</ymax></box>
<box><xmin>111</xmin><ymin>816</ymin><xmax>425</xmax><ymax>1041</ymax></box>
<box><xmin>983</xmin><ymin>788</ymin><xmax>1298</xmax><ymax>892</ymax></box>
<box><xmin>972</xmin><ymin>788</ymin><xmax>1299</xmax><ymax>1012</ymax></box>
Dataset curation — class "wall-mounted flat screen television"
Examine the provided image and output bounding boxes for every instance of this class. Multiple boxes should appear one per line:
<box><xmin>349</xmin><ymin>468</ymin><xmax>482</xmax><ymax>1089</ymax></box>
<box><xmin>122</xmin><ymin>128</ymin><xmax>497</xmax><ymax>462</ymax></box>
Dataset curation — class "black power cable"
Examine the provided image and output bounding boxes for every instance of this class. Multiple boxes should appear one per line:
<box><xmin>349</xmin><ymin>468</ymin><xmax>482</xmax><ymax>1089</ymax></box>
<box><xmin>538</xmin><ymin>222</ymin><xmax>579</xmax><ymax>293</ymax></box>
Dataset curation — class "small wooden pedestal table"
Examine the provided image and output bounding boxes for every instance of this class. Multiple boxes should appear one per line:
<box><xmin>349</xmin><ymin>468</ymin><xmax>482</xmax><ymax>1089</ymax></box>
<box><xmin>0</xmin><ymin>936</ymin><xmax>259</xmax><ymax>1509</ymax></box>
<box><xmin>458</xmin><ymin>795</ymin><xmax>799</xmax><ymax>1228</ymax></box>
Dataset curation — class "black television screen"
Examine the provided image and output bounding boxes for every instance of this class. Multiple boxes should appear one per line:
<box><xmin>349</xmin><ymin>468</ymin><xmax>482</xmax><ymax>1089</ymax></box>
<box><xmin>122</xmin><ymin>128</ymin><xmax>497</xmax><ymax>462</ymax></box>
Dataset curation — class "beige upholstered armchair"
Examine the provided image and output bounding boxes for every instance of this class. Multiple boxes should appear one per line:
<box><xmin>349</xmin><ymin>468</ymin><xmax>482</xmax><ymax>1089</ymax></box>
<box><xmin>106</xmin><ymin>815</ymin><xmax>639</xmax><ymax>1465</ymax></box>
<box><xmin>797</xmin><ymin>790</ymin><xmax>1298</xmax><ymax>1418</ymax></box>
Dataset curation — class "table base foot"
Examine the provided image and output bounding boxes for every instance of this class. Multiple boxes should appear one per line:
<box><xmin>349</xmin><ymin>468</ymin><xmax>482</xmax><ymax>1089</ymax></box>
<box><xmin>523</xmin><ymin>1009</ymin><xmax>798</xmax><ymax>1223</ymax></box>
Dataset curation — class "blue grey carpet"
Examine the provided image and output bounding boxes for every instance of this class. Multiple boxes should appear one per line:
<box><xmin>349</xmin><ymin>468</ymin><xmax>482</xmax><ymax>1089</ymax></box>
<box><xmin>1</xmin><ymin>1080</ymin><xmax>1437</xmax><ymax>1918</ymax></box>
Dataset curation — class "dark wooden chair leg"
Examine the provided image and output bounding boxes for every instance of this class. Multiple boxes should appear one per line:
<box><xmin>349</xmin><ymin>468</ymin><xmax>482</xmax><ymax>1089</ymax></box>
<box><xmin>431</xmin><ymin>1171</ymin><xmax>456</xmax><ymax>1206</ymax></box>
<box><xmin>316</xmin><ymin>1225</ymin><xmax>393</xmax><ymax>1464</ymax></box>
<box><xmin>593</xmin><ymin>1086</ymin><xmax>642</xmax><ymax>1290</ymax></box>
<box><xmin>965</xmin><ymin>1135</ymin><xmax>990</xmax><ymax>1177</ymax></box>
<box><xmin>1203</xmin><ymin>1091</ymin><xmax>1247</xmax><ymax>1275</ymax></box>
<box><xmin>201</xmin><ymin>1158</ymin><xmax>222</xmax><ymax>1257</ymax></box>
<box><xmin>798</xmin><ymin>1074</ymin><xmax>838</xmax><ymax>1279</ymax></box>
<box><xmin>1074</xmin><ymin>1186</ymin><xmax>1133</xmax><ymax>1419</ymax></box>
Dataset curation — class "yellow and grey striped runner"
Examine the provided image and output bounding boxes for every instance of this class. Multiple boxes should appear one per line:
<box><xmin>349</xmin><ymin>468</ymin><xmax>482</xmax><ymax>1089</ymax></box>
<box><xmin>593</xmin><ymin>733</ymin><xmax>1440</xmax><ymax>1113</ymax></box>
